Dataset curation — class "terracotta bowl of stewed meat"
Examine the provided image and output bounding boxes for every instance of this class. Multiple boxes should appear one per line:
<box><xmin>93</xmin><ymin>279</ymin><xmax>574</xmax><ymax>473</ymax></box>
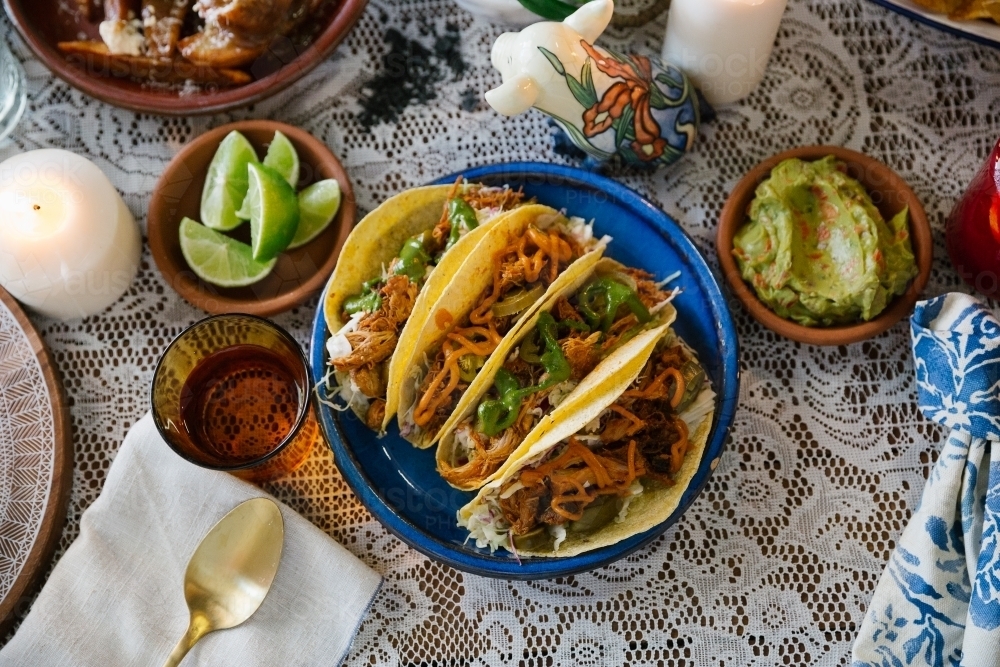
<box><xmin>2</xmin><ymin>0</ymin><xmax>368</xmax><ymax>115</ymax></box>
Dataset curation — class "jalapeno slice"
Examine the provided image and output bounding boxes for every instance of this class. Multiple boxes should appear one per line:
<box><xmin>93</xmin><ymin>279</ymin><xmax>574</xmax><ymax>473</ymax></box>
<box><xmin>343</xmin><ymin>291</ymin><xmax>381</xmax><ymax>315</ymax></box>
<box><xmin>577</xmin><ymin>277</ymin><xmax>651</xmax><ymax>333</ymax></box>
<box><xmin>394</xmin><ymin>231</ymin><xmax>432</xmax><ymax>283</ymax></box>
<box><xmin>478</xmin><ymin>313</ymin><xmax>572</xmax><ymax>436</ymax></box>
<box><xmin>445</xmin><ymin>198</ymin><xmax>480</xmax><ymax>251</ymax></box>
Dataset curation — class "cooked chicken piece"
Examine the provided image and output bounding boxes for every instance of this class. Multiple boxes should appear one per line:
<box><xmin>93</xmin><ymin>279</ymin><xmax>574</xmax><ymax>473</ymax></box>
<box><xmin>365</xmin><ymin>399</ymin><xmax>386</xmax><ymax>431</ymax></box>
<box><xmin>58</xmin><ymin>41</ymin><xmax>252</xmax><ymax>85</ymax></box>
<box><xmin>142</xmin><ymin>0</ymin><xmax>191</xmax><ymax>58</ymax></box>
<box><xmin>498</xmin><ymin>484</ymin><xmax>546</xmax><ymax>536</ymax></box>
<box><xmin>351</xmin><ymin>364</ymin><xmax>386</xmax><ymax>400</ymax></box>
<box><xmin>331</xmin><ymin>276</ymin><xmax>419</xmax><ymax>373</ymax></box>
<box><xmin>561</xmin><ymin>331</ymin><xmax>601</xmax><ymax>381</ymax></box>
<box><xmin>178</xmin><ymin>0</ymin><xmax>317</xmax><ymax>69</ymax></box>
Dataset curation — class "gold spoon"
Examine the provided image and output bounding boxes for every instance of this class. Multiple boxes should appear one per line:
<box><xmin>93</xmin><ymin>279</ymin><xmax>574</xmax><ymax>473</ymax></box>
<box><xmin>162</xmin><ymin>497</ymin><xmax>284</xmax><ymax>667</ymax></box>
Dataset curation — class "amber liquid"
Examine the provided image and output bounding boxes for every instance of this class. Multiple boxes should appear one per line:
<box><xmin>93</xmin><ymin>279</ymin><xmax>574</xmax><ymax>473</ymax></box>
<box><xmin>179</xmin><ymin>344</ymin><xmax>304</xmax><ymax>466</ymax></box>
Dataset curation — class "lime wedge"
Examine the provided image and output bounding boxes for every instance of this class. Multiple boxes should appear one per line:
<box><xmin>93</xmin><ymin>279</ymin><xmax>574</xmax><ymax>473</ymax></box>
<box><xmin>179</xmin><ymin>217</ymin><xmax>276</xmax><ymax>287</ymax></box>
<box><xmin>288</xmin><ymin>179</ymin><xmax>342</xmax><ymax>249</ymax></box>
<box><xmin>201</xmin><ymin>131</ymin><xmax>259</xmax><ymax>231</ymax></box>
<box><xmin>263</xmin><ymin>131</ymin><xmax>300</xmax><ymax>188</ymax></box>
<box><xmin>244</xmin><ymin>162</ymin><xmax>300</xmax><ymax>262</ymax></box>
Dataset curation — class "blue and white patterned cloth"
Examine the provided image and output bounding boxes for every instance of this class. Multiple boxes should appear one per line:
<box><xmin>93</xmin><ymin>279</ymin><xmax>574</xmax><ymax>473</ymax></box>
<box><xmin>853</xmin><ymin>293</ymin><xmax>1000</xmax><ymax>667</ymax></box>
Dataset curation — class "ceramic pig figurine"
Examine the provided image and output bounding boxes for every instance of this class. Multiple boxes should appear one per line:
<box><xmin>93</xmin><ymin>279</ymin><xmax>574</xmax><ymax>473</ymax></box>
<box><xmin>486</xmin><ymin>0</ymin><xmax>705</xmax><ymax>167</ymax></box>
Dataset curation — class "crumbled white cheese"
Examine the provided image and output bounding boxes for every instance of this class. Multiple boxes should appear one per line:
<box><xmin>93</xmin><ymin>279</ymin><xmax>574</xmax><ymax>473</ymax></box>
<box><xmin>99</xmin><ymin>19</ymin><xmax>144</xmax><ymax>56</ymax></box>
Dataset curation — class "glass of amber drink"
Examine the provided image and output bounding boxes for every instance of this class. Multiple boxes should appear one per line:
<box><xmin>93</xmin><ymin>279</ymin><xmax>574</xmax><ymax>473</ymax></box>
<box><xmin>151</xmin><ymin>314</ymin><xmax>317</xmax><ymax>484</ymax></box>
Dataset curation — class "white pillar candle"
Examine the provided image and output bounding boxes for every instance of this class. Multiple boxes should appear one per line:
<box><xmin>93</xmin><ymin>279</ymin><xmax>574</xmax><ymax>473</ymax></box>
<box><xmin>0</xmin><ymin>149</ymin><xmax>141</xmax><ymax>320</ymax></box>
<box><xmin>661</xmin><ymin>0</ymin><xmax>787</xmax><ymax>106</ymax></box>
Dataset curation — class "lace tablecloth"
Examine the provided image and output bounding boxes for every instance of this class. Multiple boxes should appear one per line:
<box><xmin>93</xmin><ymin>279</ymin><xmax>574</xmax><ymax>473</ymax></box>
<box><xmin>2</xmin><ymin>0</ymin><xmax>998</xmax><ymax>663</ymax></box>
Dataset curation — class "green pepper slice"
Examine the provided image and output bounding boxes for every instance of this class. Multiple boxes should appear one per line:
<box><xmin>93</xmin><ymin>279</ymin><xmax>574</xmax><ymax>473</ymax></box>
<box><xmin>343</xmin><ymin>291</ymin><xmax>380</xmax><ymax>315</ymax></box>
<box><xmin>445</xmin><ymin>198</ymin><xmax>480</xmax><ymax>251</ymax></box>
<box><xmin>458</xmin><ymin>354</ymin><xmax>486</xmax><ymax>383</ymax></box>
<box><xmin>560</xmin><ymin>318</ymin><xmax>590</xmax><ymax>332</ymax></box>
<box><xmin>512</xmin><ymin>526</ymin><xmax>553</xmax><ymax>552</ymax></box>
<box><xmin>478</xmin><ymin>312</ymin><xmax>572</xmax><ymax>436</ymax></box>
<box><xmin>577</xmin><ymin>277</ymin><xmax>652</xmax><ymax>333</ymax></box>
<box><xmin>395</xmin><ymin>232</ymin><xmax>432</xmax><ymax>283</ymax></box>
<box><xmin>569</xmin><ymin>496</ymin><xmax>622</xmax><ymax>534</ymax></box>
<box><xmin>675</xmin><ymin>358</ymin><xmax>706</xmax><ymax>413</ymax></box>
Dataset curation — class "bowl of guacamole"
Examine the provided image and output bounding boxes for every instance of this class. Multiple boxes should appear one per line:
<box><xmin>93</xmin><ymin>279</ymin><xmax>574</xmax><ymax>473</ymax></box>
<box><xmin>716</xmin><ymin>146</ymin><xmax>931</xmax><ymax>346</ymax></box>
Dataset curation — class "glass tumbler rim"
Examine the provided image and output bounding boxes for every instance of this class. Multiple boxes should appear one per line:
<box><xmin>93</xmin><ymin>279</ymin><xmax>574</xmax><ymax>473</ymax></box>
<box><xmin>150</xmin><ymin>312</ymin><xmax>311</xmax><ymax>473</ymax></box>
<box><xmin>0</xmin><ymin>36</ymin><xmax>26</xmax><ymax>145</ymax></box>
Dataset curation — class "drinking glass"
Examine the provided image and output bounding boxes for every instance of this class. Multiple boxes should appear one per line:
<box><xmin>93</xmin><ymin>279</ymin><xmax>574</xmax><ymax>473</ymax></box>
<box><xmin>0</xmin><ymin>35</ymin><xmax>26</xmax><ymax>143</ymax></box>
<box><xmin>151</xmin><ymin>314</ymin><xmax>318</xmax><ymax>484</ymax></box>
<box><xmin>945</xmin><ymin>136</ymin><xmax>1000</xmax><ymax>297</ymax></box>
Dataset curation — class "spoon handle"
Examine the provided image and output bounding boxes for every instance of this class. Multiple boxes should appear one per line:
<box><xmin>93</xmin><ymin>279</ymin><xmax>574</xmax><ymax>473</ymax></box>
<box><xmin>162</xmin><ymin>615</ymin><xmax>211</xmax><ymax>667</ymax></box>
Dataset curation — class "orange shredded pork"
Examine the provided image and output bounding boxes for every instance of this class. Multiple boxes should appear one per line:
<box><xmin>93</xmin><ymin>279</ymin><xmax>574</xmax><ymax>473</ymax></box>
<box><xmin>497</xmin><ymin>345</ymin><xmax>696</xmax><ymax>537</ymax></box>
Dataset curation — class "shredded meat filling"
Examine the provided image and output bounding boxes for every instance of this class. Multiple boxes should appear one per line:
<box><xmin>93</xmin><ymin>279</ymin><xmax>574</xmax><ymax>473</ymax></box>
<box><xmin>413</xmin><ymin>224</ymin><xmax>583</xmax><ymax>440</ymax></box>
<box><xmin>365</xmin><ymin>398</ymin><xmax>386</xmax><ymax>431</ymax></box>
<box><xmin>431</xmin><ymin>181</ymin><xmax>525</xmax><ymax>248</ymax></box>
<box><xmin>332</xmin><ymin>275</ymin><xmax>418</xmax><ymax>378</ymax></box>
<box><xmin>350</xmin><ymin>364</ymin><xmax>385</xmax><ymax>400</ymax></box>
<box><xmin>498</xmin><ymin>346</ymin><xmax>693</xmax><ymax>536</ymax></box>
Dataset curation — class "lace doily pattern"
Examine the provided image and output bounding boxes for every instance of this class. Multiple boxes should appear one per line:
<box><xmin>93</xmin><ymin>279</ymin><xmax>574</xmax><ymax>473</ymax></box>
<box><xmin>0</xmin><ymin>299</ymin><xmax>55</xmax><ymax>607</ymax></box>
<box><xmin>2</xmin><ymin>0</ymin><xmax>1000</xmax><ymax>663</ymax></box>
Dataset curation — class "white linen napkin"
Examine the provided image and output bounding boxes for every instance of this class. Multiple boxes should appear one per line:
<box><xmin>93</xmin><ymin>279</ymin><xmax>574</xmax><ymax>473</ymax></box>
<box><xmin>852</xmin><ymin>293</ymin><xmax>1000</xmax><ymax>666</ymax></box>
<box><xmin>0</xmin><ymin>413</ymin><xmax>382</xmax><ymax>667</ymax></box>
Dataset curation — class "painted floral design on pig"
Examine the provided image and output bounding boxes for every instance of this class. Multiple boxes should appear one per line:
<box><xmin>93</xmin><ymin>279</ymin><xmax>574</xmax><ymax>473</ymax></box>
<box><xmin>540</xmin><ymin>42</ymin><xmax>698</xmax><ymax>165</ymax></box>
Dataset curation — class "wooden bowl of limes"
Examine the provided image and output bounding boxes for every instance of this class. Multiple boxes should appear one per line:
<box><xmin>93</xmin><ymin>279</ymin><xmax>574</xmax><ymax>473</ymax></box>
<box><xmin>148</xmin><ymin>120</ymin><xmax>355</xmax><ymax>316</ymax></box>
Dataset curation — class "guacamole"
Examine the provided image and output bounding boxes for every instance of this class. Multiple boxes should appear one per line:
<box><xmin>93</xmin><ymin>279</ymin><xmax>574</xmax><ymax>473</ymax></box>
<box><xmin>732</xmin><ymin>156</ymin><xmax>918</xmax><ymax>327</ymax></box>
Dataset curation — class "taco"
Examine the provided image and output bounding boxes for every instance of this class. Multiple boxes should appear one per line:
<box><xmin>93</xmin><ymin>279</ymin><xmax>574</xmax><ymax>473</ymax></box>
<box><xmin>458</xmin><ymin>327</ymin><xmax>716</xmax><ymax>558</ymax></box>
<box><xmin>324</xmin><ymin>180</ymin><xmax>525</xmax><ymax>429</ymax></box>
<box><xmin>435</xmin><ymin>258</ymin><xmax>680</xmax><ymax>491</ymax></box>
<box><xmin>396</xmin><ymin>204</ymin><xmax>609</xmax><ymax>449</ymax></box>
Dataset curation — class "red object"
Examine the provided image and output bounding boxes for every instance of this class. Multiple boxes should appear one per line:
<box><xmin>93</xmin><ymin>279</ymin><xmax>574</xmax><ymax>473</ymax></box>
<box><xmin>946</xmin><ymin>137</ymin><xmax>1000</xmax><ymax>296</ymax></box>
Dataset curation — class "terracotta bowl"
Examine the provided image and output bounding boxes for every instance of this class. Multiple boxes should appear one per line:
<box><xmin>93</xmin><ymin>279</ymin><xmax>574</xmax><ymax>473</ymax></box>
<box><xmin>716</xmin><ymin>145</ymin><xmax>932</xmax><ymax>346</ymax></box>
<box><xmin>148</xmin><ymin>120</ymin><xmax>355</xmax><ymax>316</ymax></box>
<box><xmin>2</xmin><ymin>0</ymin><xmax>367</xmax><ymax>115</ymax></box>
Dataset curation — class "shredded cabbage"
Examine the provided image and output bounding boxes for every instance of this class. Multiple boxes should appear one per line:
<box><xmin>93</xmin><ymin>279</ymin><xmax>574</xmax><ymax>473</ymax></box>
<box><xmin>657</xmin><ymin>270</ymin><xmax>681</xmax><ymax>288</ymax></box>
<box><xmin>550</xmin><ymin>525</ymin><xmax>567</xmax><ymax>552</ymax></box>
<box><xmin>326</xmin><ymin>311</ymin><xmax>364</xmax><ymax>361</ymax></box>
<box><xmin>461</xmin><ymin>500</ymin><xmax>510</xmax><ymax>552</ymax></box>
<box><xmin>582</xmin><ymin>409</ymin><xmax>608</xmax><ymax>434</ymax></box>
<box><xmin>452</xmin><ymin>424</ymin><xmax>475</xmax><ymax>461</ymax></box>
<box><xmin>547</xmin><ymin>381</ymin><xmax>578</xmax><ymax>408</ymax></box>
<box><xmin>616</xmin><ymin>480</ymin><xmax>644</xmax><ymax>523</ymax></box>
<box><xmin>398</xmin><ymin>366</ymin><xmax>426</xmax><ymax>438</ymax></box>
<box><xmin>681</xmin><ymin>383</ymin><xmax>716</xmax><ymax>432</ymax></box>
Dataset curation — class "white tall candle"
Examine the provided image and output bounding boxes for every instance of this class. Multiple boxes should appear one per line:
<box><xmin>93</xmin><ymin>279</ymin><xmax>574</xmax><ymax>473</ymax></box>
<box><xmin>0</xmin><ymin>149</ymin><xmax>141</xmax><ymax>320</ymax></box>
<box><xmin>661</xmin><ymin>0</ymin><xmax>787</xmax><ymax>106</ymax></box>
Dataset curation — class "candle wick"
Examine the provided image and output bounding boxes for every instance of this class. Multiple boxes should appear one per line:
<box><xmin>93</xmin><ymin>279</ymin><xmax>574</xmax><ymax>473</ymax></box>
<box><xmin>32</xmin><ymin>204</ymin><xmax>40</xmax><ymax>211</ymax></box>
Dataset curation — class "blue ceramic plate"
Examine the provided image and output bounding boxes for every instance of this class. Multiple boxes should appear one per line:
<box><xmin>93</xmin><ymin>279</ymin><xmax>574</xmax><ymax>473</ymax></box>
<box><xmin>870</xmin><ymin>0</ymin><xmax>1000</xmax><ymax>49</ymax></box>
<box><xmin>310</xmin><ymin>162</ymin><xmax>740</xmax><ymax>579</ymax></box>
